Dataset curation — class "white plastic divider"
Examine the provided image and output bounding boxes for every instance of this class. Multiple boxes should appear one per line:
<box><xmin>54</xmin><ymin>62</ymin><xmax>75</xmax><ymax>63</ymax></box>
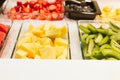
<box><xmin>66</xmin><ymin>19</ymin><xmax>82</xmax><ymax>60</ymax></box>
<box><xmin>1</xmin><ymin>20</ymin><xmax>23</xmax><ymax>58</ymax></box>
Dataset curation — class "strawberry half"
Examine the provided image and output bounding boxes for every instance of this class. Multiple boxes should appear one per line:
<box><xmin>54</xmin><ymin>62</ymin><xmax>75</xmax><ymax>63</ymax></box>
<box><xmin>17</xmin><ymin>1</ymin><xmax>23</xmax><ymax>7</ymax></box>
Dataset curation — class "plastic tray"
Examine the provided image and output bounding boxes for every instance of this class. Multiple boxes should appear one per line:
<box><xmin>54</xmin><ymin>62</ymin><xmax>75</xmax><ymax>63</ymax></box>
<box><xmin>65</xmin><ymin>0</ymin><xmax>101</xmax><ymax>20</ymax></box>
<box><xmin>12</xmin><ymin>20</ymin><xmax>71</xmax><ymax>59</ymax></box>
<box><xmin>0</xmin><ymin>19</ymin><xmax>12</xmax><ymax>57</ymax></box>
<box><xmin>78</xmin><ymin>20</ymin><xmax>120</xmax><ymax>60</ymax></box>
<box><xmin>3</xmin><ymin>0</ymin><xmax>64</xmax><ymax>20</ymax></box>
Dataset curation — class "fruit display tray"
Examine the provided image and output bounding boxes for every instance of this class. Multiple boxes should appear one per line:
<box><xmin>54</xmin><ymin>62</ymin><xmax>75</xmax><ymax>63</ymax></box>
<box><xmin>78</xmin><ymin>20</ymin><xmax>120</xmax><ymax>60</ymax></box>
<box><xmin>11</xmin><ymin>20</ymin><xmax>71</xmax><ymax>59</ymax></box>
<box><xmin>3</xmin><ymin>0</ymin><xmax>64</xmax><ymax>20</ymax></box>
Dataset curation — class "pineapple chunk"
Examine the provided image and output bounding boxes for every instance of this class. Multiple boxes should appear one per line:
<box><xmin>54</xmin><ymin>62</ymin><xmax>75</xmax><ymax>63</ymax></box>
<box><xmin>28</xmin><ymin>24</ymin><xmax>34</xmax><ymax>32</ymax></box>
<box><xmin>39</xmin><ymin>37</ymin><xmax>53</xmax><ymax>46</ymax></box>
<box><xmin>54</xmin><ymin>46</ymin><xmax>65</xmax><ymax>58</ymax></box>
<box><xmin>57</xmin><ymin>48</ymin><xmax>69</xmax><ymax>59</ymax></box>
<box><xmin>54</xmin><ymin>38</ymin><xmax>68</xmax><ymax>47</ymax></box>
<box><xmin>32</xmin><ymin>28</ymin><xmax>45</xmax><ymax>37</ymax></box>
<box><xmin>39</xmin><ymin>46</ymin><xmax>56</xmax><ymax>59</ymax></box>
<box><xmin>60</xmin><ymin>25</ymin><xmax>67</xmax><ymax>37</ymax></box>
<box><xmin>15</xmin><ymin>49</ymin><xmax>28</xmax><ymax>58</ymax></box>
<box><xmin>34</xmin><ymin>55</ymin><xmax>41</xmax><ymax>59</ymax></box>
<box><xmin>19</xmin><ymin>43</ymin><xmax>36</xmax><ymax>58</ymax></box>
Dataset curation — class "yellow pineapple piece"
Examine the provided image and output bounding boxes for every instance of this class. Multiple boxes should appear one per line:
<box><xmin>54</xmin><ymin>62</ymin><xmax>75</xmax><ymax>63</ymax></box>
<box><xmin>115</xmin><ymin>8</ymin><xmax>120</xmax><ymax>15</ymax></box>
<box><xmin>57</xmin><ymin>48</ymin><xmax>69</xmax><ymax>59</ymax></box>
<box><xmin>15</xmin><ymin>49</ymin><xmax>28</xmax><ymax>59</ymax></box>
<box><xmin>102</xmin><ymin>6</ymin><xmax>113</xmax><ymax>13</ymax></box>
<box><xmin>54</xmin><ymin>46</ymin><xmax>65</xmax><ymax>58</ymax></box>
<box><xmin>19</xmin><ymin>43</ymin><xmax>36</xmax><ymax>58</ymax></box>
<box><xmin>39</xmin><ymin>46</ymin><xmax>56</xmax><ymax>59</ymax></box>
<box><xmin>34</xmin><ymin>55</ymin><xmax>41</xmax><ymax>59</ymax></box>
<box><xmin>60</xmin><ymin>25</ymin><xmax>67</xmax><ymax>37</ymax></box>
<box><xmin>17</xmin><ymin>37</ymin><xmax>32</xmax><ymax>49</ymax></box>
<box><xmin>28</xmin><ymin>24</ymin><xmax>34</xmax><ymax>32</ymax></box>
<box><xmin>39</xmin><ymin>37</ymin><xmax>53</xmax><ymax>46</ymax></box>
<box><xmin>54</xmin><ymin>38</ymin><xmax>68</xmax><ymax>47</ymax></box>
<box><xmin>32</xmin><ymin>28</ymin><xmax>45</xmax><ymax>37</ymax></box>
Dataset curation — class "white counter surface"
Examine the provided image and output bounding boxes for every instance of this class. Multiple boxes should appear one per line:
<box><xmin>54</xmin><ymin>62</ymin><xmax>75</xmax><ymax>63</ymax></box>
<box><xmin>0</xmin><ymin>60</ymin><xmax>120</xmax><ymax>80</ymax></box>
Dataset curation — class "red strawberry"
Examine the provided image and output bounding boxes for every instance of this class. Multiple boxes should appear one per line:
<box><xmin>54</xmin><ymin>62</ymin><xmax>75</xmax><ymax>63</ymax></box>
<box><xmin>47</xmin><ymin>0</ymin><xmax>56</xmax><ymax>4</ymax></box>
<box><xmin>23</xmin><ymin>1</ymin><xmax>29</xmax><ymax>7</ymax></box>
<box><xmin>0</xmin><ymin>24</ymin><xmax>10</xmax><ymax>33</ymax></box>
<box><xmin>14</xmin><ymin>6</ymin><xmax>20</xmax><ymax>12</ymax></box>
<box><xmin>52</xmin><ymin>12</ymin><xmax>58</xmax><ymax>20</ymax></box>
<box><xmin>29</xmin><ymin>1</ymin><xmax>36</xmax><ymax>8</ymax></box>
<box><xmin>9</xmin><ymin>8</ymin><xmax>16</xmax><ymax>14</ymax></box>
<box><xmin>40</xmin><ymin>9</ymin><xmax>45</xmax><ymax>14</ymax></box>
<box><xmin>21</xmin><ymin>7</ymin><xmax>31</xmax><ymax>13</ymax></box>
<box><xmin>46</xmin><ymin>13</ymin><xmax>52</xmax><ymax>20</ymax></box>
<box><xmin>42</xmin><ymin>0</ymin><xmax>49</xmax><ymax>6</ymax></box>
<box><xmin>17</xmin><ymin>1</ymin><xmax>23</xmax><ymax>7</ymax></box>
<box><xmin>8</xmin><ymin>14</ymin><xmax>16</xmax><ymax>20</ymax></box>
<box><xmin>34</xmin><ymin>3</ymin><xmax>40</xmax><ymax>10</ymax></box>
<box><xmin>49</xmin><ymin>5</ymin><xmax>57</xmax><ymax>11</ymax></box>
<box><xmin>16</xmin><ymin>14</ymin><xmax>22</xmax><ymax>20</ymax></box>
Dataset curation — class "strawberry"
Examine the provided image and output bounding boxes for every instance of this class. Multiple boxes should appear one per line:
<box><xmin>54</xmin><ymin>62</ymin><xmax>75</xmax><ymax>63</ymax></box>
<box><xmin>46</xmin><ymin>13</ymin><xmax>52</xmax><ymax>20</ymax></box>
<box><xmin>8</xmin><ymin>14</ymin><xmax>16</xmax><ymax>20</ymax></box>
<box><xmin>47</xmin><ymin>0</ymin><xmax>56</xmax><ymax>4</ymax></box>
<box><xmin>52</xmin><ymin>12</ymin><xmax>58</xmax><ymax>20</ymax></box>
<box><xmin>14</xmin><ymin>6</ymin><xmax>20</xmax><ymax>12</ymax></box>
<box><xmin>40</xmin><ymin>9</ymin><xmax>45</xmax><ymax>14</ymax></box>
<box><xmin>48</xmin><ymin>5</ymin><xmax>57</xmax><ymax>11</ymax></box>
<box><xmin>23</xmin><ymin>1</ymin><xmax>29</xmax><ymax>7</ymax></box>
<box><xmin>29</xmin><ymin>1</ymin><xmax>36</xmax><ymax>8</ymax></box>
<box><xmin>17</xmin><ymin>1</ymin><xmax>23</xmax><ymax>7</ymax></box>
<box><xmin>42</xmin><ymin>0</ymin><xmax>49</xmax><ymax>6</ymax></box>
<box><xmin>34</xmin><ymin>3</ymin><xmax>40</xmax><ymax>10</ymax></box>
<box><xmin>9</xmin><ymin>8</ymin><xmax>16</xmax><ymax>14</ymax></box>
<box><xmin>21</xmin><ymin>7</ymin><xmax>31</xmax><ymax>13</ymax></box>
<box><xmin>16</xmin><ymin>14</ymin><xmax>22</xmax><ymax>20</ymax></box>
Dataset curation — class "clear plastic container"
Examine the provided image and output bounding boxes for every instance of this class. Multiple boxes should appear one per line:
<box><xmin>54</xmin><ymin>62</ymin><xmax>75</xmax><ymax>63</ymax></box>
<box><xmin>78</xmin><ymin>20</ymin><xmax>120</xmax><ymax>60</ymax></box>
<box><xmin>12</xmin><ymin>20</ymin><xmax>71</xmax><ymax>59</ymax></box>
<box><xmin>0</xmin><ymin>19</ymin><xmax>12</xmax><ymax>57</ymax></box>
<box><xmin>4</xmin><ymin>0</ymin><xmax>64</xmax><ymax>20</ymax></box>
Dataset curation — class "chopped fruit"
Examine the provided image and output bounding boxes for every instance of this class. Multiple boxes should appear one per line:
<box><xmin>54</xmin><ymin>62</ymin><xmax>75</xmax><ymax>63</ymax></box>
<box><xmin>49</xmin><ymin>5</ymin><xmax>57</xmax><ymax>11</ymax></box>
<box><xmin>52</xmin><ymin>12</ymin><xmax>58</xmax><ymax>20</ymax></box>
<box><xmin>16</xmin><ymin>14</ymin><xmax>21</xmax><ymax>20</ymax></box>
<box><xmin>21</xmin><ymin>7</ymin><xmax>31</xmax><ymax>13</ymax></box>
<box><xmin>47</xmin><ymin>0</ymin><xmax>57</xmax><ymax>4</ymax></box>
<box><xmin>14</xmin><ymin>6</ymin><xmax>20</xmax><ymax>12</ymax></box>
<box><xmin>29</xmin><ymin>1</ymin><xmax>36</xmax><ymax>8</ymax></box>
<box><xmin>8</xmin><ymin>0</ymin><xmax>64</xmax><ymax>20</ymax></box>
<box><xmin>23</xmin><ymin>1</ymin><xmax>29</xmax><ymax>7</ymax></box>
<box><xmin>9</xmin><ymin>8</ymin><xmax>16</xmax><ymax>14</ymax></box>
<box><xmin>34</xmin><ymin>3</ymin><xmax>40</xmax><ymax>10</ymax></box>
<box><xmin>0</xmin><ymin>24</ymin><xmax>10</xmax><ymax>33</ymax></box>
<box><xmin>46</xmin><ymin>13</ymin><xmax>52</xmax><ymax>20</ymax></box>
<box><xmin>15</xmin><ymin>22</ymin><xmax>68</xmax><ymax>59</ymax></box>
<box><xmin>17</xmin><ymin>1</ymin><xmax>22</xmax><ymax>7</ymax></box>
<box><xmin>42</xmin><ymin>0</ymin><xmax>49</xmax><ymax>6</ymax></box>
<box><xmin>54</xmin><ymin>38</ymin><xmax>68</xmax><ymax>47</ymax></box>
<box><xmin>0</xmin><ymin>23</ymin><xmax>10</xmax><ymax>48</ymax></box>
